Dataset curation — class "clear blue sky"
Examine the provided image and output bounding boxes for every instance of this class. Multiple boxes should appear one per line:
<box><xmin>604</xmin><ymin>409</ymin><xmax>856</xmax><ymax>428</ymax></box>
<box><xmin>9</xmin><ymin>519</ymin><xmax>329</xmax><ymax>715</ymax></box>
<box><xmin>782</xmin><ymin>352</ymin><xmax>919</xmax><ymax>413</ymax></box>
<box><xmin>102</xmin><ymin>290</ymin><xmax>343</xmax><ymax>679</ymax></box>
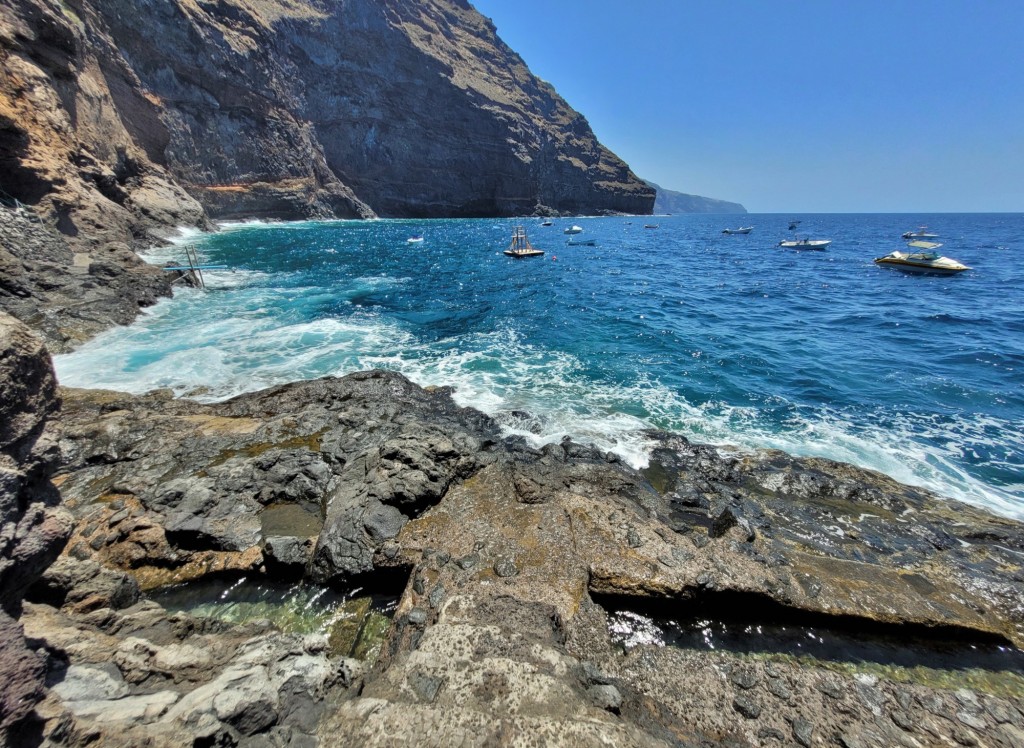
<box><xmin>470</xmin><ymin>1</ymin><xmax>1024</xmax><ymax>213</ymax></box>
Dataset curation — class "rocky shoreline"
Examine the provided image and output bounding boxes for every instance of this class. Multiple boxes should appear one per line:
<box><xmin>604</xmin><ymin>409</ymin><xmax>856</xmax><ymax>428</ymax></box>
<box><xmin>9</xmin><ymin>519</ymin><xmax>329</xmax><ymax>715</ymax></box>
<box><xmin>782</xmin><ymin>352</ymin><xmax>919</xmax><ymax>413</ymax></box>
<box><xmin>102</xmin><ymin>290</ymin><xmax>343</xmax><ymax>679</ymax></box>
<box><xmin>2</xmin><ymin>308</ymin><xmax>1023</xmax><ymax>747</ymax></box>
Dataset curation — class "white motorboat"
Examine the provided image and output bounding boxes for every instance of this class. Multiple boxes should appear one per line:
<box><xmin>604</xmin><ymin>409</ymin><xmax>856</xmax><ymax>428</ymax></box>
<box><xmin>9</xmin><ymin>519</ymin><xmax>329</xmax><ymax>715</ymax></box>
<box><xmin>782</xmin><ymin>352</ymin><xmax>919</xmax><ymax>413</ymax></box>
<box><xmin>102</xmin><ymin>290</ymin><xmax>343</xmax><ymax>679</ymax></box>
<box><xmin>563</xmin><ymin>225</ymin><xmax>583</xmax><ymax>234</ymax></box>
<box><xmin>901</xmin><ymin>226</ymin><xmax>939</xmax><ymax>240</ymax></box>
<box><xmin>565</xmin><ymin>238</ymin><xmax>596</xmax><ymax>246</ymax></box>
<box><xmin>778</xmin><ymin>238</ymin><xmax>831</xmax><ymax>250</ymax></box>
<box><xmin>540</xmin><ymin>220</ymin><xmax>553</xmax><ymax>226</ymax></box>
<box><xmin>722</xmin><ymin>226</ymin><xmax>753</xmax><ymax>235</ymax></box>
<box><xmin>406</xmin><ymin>235</ymin><xmax>424</xmax><ymax>243</ymax></box>
<box><xmin>874</xmin><ymin>241</ymin><xmax>970</xmax><ymax>275</ymax></box>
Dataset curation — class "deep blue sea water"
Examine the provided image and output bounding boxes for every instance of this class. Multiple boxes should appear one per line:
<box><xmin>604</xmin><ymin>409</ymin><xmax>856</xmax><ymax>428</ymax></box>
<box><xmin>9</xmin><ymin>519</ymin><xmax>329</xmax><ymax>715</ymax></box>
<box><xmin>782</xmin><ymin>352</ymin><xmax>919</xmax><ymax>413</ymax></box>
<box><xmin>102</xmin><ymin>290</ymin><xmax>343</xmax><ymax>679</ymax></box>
<box><xmin>54</xmin><ymin>214</ymin><xmax>1024</xmax><ymax>518</ymax></box>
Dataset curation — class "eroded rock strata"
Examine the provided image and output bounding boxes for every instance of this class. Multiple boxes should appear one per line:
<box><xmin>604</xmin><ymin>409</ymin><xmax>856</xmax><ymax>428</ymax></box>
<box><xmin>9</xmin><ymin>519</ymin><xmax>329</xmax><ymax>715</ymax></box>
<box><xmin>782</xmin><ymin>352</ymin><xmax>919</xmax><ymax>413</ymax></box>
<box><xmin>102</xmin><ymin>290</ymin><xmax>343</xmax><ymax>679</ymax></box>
<box><xmin>5</xmin><ymin>359</ymin><xmax>1017</xmax><ymax>746</ymax></box>
<box><xmin>1</xmin><ymin>0</ymin><xmax>652</xmax><ymax>230</ymax></box>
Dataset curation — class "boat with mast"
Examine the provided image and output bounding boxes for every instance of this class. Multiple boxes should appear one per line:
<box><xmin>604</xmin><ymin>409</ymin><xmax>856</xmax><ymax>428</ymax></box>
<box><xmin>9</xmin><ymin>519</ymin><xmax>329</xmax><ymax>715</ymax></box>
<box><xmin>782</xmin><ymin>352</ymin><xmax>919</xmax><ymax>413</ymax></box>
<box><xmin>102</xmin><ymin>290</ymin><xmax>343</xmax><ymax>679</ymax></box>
<box><xmin>503</xmin><ymin>226</ymin><xmax>545</xmax><ymax>258</ymax></box>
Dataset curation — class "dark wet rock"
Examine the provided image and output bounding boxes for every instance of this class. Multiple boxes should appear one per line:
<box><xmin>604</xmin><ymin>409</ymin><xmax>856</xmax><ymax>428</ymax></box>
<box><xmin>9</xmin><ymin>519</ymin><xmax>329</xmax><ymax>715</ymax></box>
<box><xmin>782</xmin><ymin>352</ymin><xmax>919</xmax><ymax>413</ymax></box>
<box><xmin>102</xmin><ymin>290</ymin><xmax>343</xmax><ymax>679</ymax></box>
<box><xmin>766</xmin><ymin>677</ymin><xmax>792</xmax><ymax>702</ymax></box>
<box><xmin>792</xmin><ymin>717</ymin><xmax>813</xmax><ymax>746</ymax></box>
<box><xmin>730</xmin><ymin>667</ymin><xmax>759</xmax><ymax>690</ymax></box>
<box><xmin>733</xmin><ymin>694</ymin><xmax>761</xmax><ymax>719</ymax></box>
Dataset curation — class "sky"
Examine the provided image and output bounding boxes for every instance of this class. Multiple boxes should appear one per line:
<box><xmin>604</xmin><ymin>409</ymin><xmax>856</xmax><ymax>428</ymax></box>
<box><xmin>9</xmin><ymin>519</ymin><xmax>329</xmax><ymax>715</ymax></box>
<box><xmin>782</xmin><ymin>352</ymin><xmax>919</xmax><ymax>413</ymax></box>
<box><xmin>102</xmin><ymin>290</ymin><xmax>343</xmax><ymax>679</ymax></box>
<box><xmin>469</xmin><ymin>1</ymin><xmax>1024</xmax><ymax>213</ymax></box>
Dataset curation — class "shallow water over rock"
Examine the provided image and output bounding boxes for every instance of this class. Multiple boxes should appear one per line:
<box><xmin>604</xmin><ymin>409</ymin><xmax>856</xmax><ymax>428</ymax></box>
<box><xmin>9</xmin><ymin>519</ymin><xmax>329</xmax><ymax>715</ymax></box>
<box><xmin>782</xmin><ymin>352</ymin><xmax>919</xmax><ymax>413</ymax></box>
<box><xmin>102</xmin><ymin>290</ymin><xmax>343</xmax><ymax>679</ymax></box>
<box><xmin>152</xmin><ymin>576</ymin><xmax>399</xmax><ymax>659</ymax></box>
<box><xmin>601</xmin><ymin>592</ymin><xmax>1024</xmax><ymax>697</ymax></box>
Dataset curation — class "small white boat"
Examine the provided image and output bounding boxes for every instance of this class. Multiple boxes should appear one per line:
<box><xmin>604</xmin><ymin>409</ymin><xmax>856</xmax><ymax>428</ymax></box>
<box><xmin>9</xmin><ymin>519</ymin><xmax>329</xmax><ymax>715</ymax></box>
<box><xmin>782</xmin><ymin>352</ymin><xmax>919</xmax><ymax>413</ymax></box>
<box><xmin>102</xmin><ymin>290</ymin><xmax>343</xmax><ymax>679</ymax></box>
<box><xmin>875</xmin><ymin>241</ymin><xmax>970</xmax><ymax>275</ymax></box>
<box><xmin>722</xmin><ymin>226</ymin><xmax>753</xmax><ymax>235</ymax></box>
<box><xmin>504</xmin><ymin>226</ymin><xmax>544</xmax><ymax>258</ymax></box>
<box><xmin>406</xmin><ymin>235</ymin><xmax>424</xmax><ymax>243</ymax></box>
<box><xmin>901</xmin><ymin>226</ymin><xmax>938</xmax><ymax>240</ymax></box>
<box><xmin>778</xmin><ymin>238</ymin><xmax>831</xmax><ymax>250</ymax></box>
<box><xmin>563</xmin><ymin>225</ymin><xmax>583</xmax><ymax>234</ymax></box>
<box><xmin>565</xmin><ymin>238</ymin><xmax>596</xmax><ymax>246</ymax></box>
<box><xmin>643</xmin><ymin>224</ymin><xmax>659</xmax><ymax>229</ymax></box>
<box><xmin>540</xmin><ymin>220</ymin><xmax>553</xmax><ymax>226</ymax></box>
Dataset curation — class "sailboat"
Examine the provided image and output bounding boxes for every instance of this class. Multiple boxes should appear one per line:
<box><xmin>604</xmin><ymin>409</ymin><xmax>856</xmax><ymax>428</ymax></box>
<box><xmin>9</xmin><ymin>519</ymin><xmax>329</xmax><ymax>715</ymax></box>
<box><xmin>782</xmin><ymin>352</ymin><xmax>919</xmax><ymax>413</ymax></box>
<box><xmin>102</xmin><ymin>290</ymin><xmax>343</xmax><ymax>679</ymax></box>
<box><xmin>503</xmin><ymin>226</ymin><xmax>545</xmax><ymax>258</ymax></box>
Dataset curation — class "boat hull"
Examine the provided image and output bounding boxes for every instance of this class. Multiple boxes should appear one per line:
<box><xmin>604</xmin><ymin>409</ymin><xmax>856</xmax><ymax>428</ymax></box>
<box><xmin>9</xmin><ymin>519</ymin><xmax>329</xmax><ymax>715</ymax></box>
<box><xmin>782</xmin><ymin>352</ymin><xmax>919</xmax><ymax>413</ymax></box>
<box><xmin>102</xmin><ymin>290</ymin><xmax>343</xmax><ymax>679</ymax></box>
<box><xmin>874</xmin><ymin>258</ymin><xmax>968</xmax><ymax>275</ymax></box>
<box><xmin>504</xmin><ymin>249</ymin><xmax>545</xmax><ymax>258</ymax></box>
<box><xmin>779</xmin><ymin>240</ymin><xmax>831</xmax><ymax>250</ymax></box>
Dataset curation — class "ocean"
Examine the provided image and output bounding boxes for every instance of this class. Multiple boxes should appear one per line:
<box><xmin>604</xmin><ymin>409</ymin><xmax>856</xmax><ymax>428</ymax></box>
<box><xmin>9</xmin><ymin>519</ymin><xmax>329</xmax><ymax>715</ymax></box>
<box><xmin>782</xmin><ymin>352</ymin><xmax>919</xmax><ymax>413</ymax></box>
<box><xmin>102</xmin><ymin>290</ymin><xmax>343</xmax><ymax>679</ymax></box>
<box><xmin>54</xmin><ymin>214</ymin><xmax>1024</xmax><ymax>519</ymax></box>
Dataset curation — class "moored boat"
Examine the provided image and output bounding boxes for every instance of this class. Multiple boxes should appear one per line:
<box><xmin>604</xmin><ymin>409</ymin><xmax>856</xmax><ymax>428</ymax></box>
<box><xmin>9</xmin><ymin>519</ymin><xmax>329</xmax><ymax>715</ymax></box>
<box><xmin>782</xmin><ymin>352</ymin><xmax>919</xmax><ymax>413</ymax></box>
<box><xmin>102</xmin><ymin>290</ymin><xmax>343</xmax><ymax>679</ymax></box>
<box><xmin>406</xmin><ymin>235</ymin><xmax>424</xmax><ymax>243</ymax></box>
<box><xmin>563</xmin><ymin>225</ymin><xmax>583</xmax><ymax>234</ymax></box>
<box><xmin>565</xmin><ymin>238</ymin><xmax>596</xmax><ymax>246</ymax></box>
<box><xmin>901</xmin><ymin>226</ymin><xmax>939</xmax><ymax>240</ymax></box>
<box><xmin>722</xmin><ymin>226</ymin><xmax>753</xmax><ymax>235</ymax></box>
<box><xmin>874</xmin><ymin>241</ymin><xmax>970</xmax><ymax>275</ymax></box>
<box><xmin>778</xmin><ymin>238</ymin><xmax>831</xmax><ymax>250</ymax></box>
<box><xmin>503</xmin><ymin>226</ymin><xmax>544</xmax><ymax>258</ymax></box>
<box><xmin>643</xmin><ymin>224</ymin><xmax>659</xmax><ymax>229</ymax></box>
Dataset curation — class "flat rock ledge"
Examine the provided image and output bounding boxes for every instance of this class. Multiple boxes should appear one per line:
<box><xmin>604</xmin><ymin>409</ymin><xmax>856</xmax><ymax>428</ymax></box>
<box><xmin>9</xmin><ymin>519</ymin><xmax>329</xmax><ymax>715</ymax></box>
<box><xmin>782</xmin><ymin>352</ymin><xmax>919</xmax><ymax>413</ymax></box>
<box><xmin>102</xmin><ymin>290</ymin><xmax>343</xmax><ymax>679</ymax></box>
<box><xmin>9</xmin><ymin>364</ymin><xmax>1024</xmax><ymax>746</ymax></box>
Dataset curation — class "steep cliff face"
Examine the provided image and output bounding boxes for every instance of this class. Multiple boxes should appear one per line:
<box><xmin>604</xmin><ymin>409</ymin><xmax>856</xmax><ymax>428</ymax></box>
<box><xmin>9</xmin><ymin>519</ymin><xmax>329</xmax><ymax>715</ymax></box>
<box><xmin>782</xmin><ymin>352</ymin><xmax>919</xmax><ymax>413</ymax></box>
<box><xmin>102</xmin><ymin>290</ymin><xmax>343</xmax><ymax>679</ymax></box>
<box><xmin>1</xmin><ymin>0</ymin><xmax>652</xmax><ymax>231</ymax></box>
<box><xmin>646</xmin><ymin>180</ymin><xmax>747</xmax><ymax>214</ymax></box>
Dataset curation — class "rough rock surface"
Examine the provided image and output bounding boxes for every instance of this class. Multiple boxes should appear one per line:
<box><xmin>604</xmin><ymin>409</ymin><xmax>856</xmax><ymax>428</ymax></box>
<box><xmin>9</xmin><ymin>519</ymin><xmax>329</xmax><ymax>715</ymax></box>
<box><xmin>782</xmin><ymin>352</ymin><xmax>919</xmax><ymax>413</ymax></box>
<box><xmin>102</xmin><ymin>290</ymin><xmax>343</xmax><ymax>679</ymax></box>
<box><xmin>0</xmin><ymin>313</ymin><xmax>72</xmax><ymax>742</ymax></box>
<box><xmin>19</xmin><ymin>368</ymin><xmax>1023</xmax><ymax>746</ymax></box>
<box><xmin>1</xmin><ymin>0</ymin><xmax>652</xmax><ymax>230</ymax></box>
<box><xmin>0</xmin><ymin>206</ymin><xmax>177</xmax><ymax>352</ymax></box>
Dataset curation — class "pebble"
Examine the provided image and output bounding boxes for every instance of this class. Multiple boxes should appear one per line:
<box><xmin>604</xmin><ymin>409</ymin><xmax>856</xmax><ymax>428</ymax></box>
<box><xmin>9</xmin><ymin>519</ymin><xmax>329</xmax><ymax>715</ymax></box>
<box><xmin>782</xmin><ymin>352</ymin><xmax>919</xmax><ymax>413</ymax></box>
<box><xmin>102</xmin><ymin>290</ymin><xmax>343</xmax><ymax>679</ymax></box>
<box><xmin>733</xmin><ymin>695</ymin><xmax>761</xmax><ymax>719</ymax></box>
<box><xmin>427</xmin><ymin>584</ymin><xmax>446</xmax><ymax>609</ymax></box>
<box><xmin>407</xmin><ymin>608</ymin><xmax>428</xmax><ymax>626</ymax></box>
<box><xmin>589</xmin><ymin>684</ymin><xmax>622</xmax><ymax>713</ymax></box>
<box><xmin>494</xmin><ymin>560</ymin><xmax>518</xmax><ymax>578</ymax></box>
<box><xmin>767</xmin><ymin>678</ymin><xmax>791</xmax><ymax>701</ymax></box>
<box><xmin>456</xmin><ymin>553</ymin><xmax>478</xmax><ymax>570</ymax></box>
<box><xmin>626</xmin><ymin>527</ymin><xmax>643</xmax><ymax>548</ymax></box>
<box><xmin>791</xmin><ymin>718</ymin><xmax>813</xmax><ymax>747</ymax></box>
<box><xmin>730</xmin><ymin>668</ymin><xmax>758</xmax><ymax>690</ymax></box>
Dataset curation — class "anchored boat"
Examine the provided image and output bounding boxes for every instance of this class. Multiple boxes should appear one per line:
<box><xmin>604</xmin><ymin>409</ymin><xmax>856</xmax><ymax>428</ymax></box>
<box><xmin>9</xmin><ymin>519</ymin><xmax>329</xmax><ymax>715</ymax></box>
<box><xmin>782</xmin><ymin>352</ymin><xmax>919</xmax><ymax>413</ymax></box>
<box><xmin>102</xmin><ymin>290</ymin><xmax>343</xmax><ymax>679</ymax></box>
<box><xmin>563</xmin><ymin>225</ymin><xmax>583</xmax><ymax>234</ymax></box>
<box><xmin>778</xmin><ymin>238</ymin><xmax>831</xmax><ymax>250</ymax></box>
<box><xmin>722</xmin><ymin>226</ymin><xmax>753</xmax><ymax>235</ymax></box>
<box><xmin>875</xmin><ymin>240</ymin><xmax>970</xmax><ymax>275</ymax></box>
<box><xmin>901</xmin><ymin>226</ymin><xmax>939</xmax><ymax>240</ymax></box>
<box><xmin>503</xmin><ymin>226</ymin><xmax>545</xmax><ymax>258</ymax></box>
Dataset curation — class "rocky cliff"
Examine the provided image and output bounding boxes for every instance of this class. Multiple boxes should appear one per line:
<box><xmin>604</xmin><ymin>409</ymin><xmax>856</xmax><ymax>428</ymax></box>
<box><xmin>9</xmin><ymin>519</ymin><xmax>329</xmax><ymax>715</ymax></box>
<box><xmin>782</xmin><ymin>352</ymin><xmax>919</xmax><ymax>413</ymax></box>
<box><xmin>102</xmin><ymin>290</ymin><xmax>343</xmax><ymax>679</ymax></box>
<box><xmin>0</xmin><ymin>314</ymin><xmax>72</xmax><ymax>742</ymax></box>
<box><xmin>1</xmin><ymin>0</ymin><xmax>653</xmax><ymax>234</ymax></box>
<box><xmin>646</xmin><ymin>180</ymin><xmax>747</xmax><ymax>214</ymax></box>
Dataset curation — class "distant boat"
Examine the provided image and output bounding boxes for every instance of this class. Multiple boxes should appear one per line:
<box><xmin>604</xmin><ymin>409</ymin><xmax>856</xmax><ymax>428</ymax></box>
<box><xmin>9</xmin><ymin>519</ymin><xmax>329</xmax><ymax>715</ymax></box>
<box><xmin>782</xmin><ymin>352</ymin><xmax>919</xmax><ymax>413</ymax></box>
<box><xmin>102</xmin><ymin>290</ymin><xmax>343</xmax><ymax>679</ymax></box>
<box><xmin>406</xmin><ymin>235</ymin><xmax>424</xmax><ymax>243</ymax></box>
<box><xmin>875</xmin><ymin>240</ymin><xmax>970</xmax><ymax>275</ymax></box>
<box><xmin>778</xmin><ymin>238</ymin><xmax>831</xmax><ymax>250</ymax></box>
<box><xmin>564</xmin><ymin>225</ymin><xmax>583</xmax><ymax>234</ymax></box>
<box><xmin>643</xmin><ymin>224</ymin><xmax>659</xmax><ymax>229</ymax></box>
<box><xmin>540</xmin><ymin>220</ymin><xmax>553</xmax><ymax>226</ymax></box>
<box><xmin>503</xmin><ymin>226</ymin><xmax>544</xmax><ymax>258</ymax></box>
<box><xmin>722</xmin><ymin>226</ymin><xmax>753</xmax><ymax>235</ymax></box>
<box><xmin>565</xmin><ymin>238</ymin><xmax>596</xmax><ymax>246</ymax></box>
<box><xmin>901</xmin><ymin>226</ymin><xmax>939</xmax><ymax>240</ymax></box>
<box><xmin>788</xmin><ymin>220</ymin><xmax>802</xmax><ymax>230</ymax></box>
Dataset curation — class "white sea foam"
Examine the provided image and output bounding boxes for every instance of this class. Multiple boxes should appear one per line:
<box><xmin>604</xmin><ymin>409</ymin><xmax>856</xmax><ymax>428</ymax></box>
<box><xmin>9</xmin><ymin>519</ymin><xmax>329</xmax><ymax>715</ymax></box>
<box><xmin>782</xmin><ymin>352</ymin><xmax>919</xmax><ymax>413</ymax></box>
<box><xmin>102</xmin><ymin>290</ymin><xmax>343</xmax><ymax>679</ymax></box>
<box><xmin>54</xmin><ymin>290</ymin><xmax>1024</xmax><ymax>520</ymax></box>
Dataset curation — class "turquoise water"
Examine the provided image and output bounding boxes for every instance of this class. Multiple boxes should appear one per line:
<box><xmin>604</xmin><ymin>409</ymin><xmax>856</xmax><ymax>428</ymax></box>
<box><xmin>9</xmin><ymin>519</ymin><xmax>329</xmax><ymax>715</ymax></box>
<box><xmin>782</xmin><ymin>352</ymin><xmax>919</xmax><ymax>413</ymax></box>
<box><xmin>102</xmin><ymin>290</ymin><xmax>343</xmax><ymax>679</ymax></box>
<box><xmin>54</xmin><ymin>214</ymin><xmax>1024</xmax><ymax>518</ymax></box>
